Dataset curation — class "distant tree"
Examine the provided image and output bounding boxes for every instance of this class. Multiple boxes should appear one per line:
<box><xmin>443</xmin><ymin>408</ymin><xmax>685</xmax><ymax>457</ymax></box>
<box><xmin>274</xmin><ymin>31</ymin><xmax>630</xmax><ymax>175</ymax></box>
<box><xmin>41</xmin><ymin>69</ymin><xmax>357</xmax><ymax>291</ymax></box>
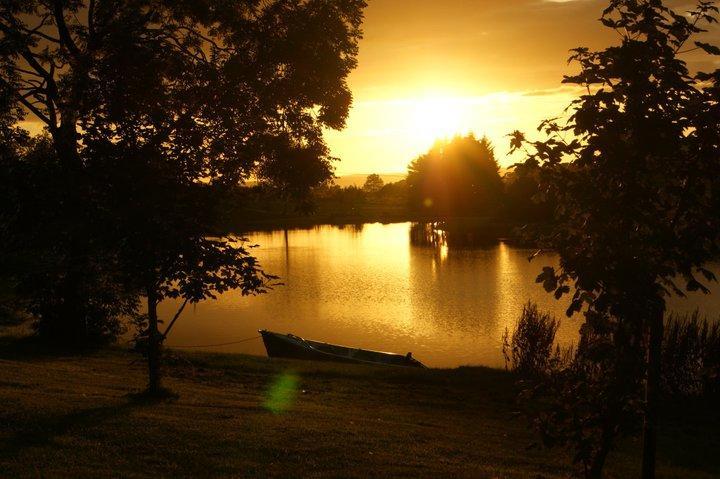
<box><xmin>407</xmin><ymin>135</ymin><xmax>503</xmax><ymax>216</ymax></box>
<box><xmin>362</xmin><ymin>173</ymin><xmax>384</xmax><ymax>193</ymax></box>
<box><xmin>375</xmin><ymin>179</ymin><xmax>408</xmax><ymax>205</ymax></box>
<box><xmin>334</xmin><ymin>185</ymin><xmax>366</xmax><ymax>205</ymax></box>
<box><xmin>0</xmin><ymin>0</ymin><xmax>366</xmax><ymax>394</ymax></box>
<box><xmin>510</xmin><ymin>1</ymin><xmax>720</xmax><ymax>477</ymax></box>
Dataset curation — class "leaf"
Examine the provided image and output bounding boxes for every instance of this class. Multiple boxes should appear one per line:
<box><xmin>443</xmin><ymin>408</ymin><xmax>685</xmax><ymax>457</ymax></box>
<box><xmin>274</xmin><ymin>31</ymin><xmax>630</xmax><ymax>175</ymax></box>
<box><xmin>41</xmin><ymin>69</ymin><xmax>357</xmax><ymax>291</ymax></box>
<box><xmin>699</xmin><ymin>267</ymin><xmax>717</xmax><ymax>283</ymax></box>
<box><xmin>536</xmin><ymin>267</ymin><xmax>558</xmax><ymax>293</ymax></box>
<box><xmin>554</xmin><ymin>285</ymin><xmax>571</xmax><ymax>300</ymax></box>
<box><xmin>536</xmin><ymin>266</ymin><xmax>555</xmax><ymax>283</ymax></box>
<box><xmin>566</xmin><ymin>299</ymin><xmax>582</xmax><ymax>317</ymax></box>
<box><xmin>508</xmin><ymin>131</ymin><xmax>526</xmax><ymax>151</ymax></box>
<box><xmin>687</xmin><ymin>277</ymin><xmax>710</xmax><ymax>294</ymax></box>
<box><xmin>695</xmin><ymin>41</ymin><xmax>720</xmax><ymax>55</ymax></box>
<box><xmin>544</xmin><ymin>278</ymin><xmax>558</xmax><ymax>293</ymax></box>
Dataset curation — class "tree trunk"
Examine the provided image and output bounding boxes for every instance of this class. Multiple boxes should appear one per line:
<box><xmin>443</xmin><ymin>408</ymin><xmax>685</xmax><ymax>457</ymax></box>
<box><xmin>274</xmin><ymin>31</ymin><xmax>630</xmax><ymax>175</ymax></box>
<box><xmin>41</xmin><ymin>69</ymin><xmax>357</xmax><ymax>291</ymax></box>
<box><xmin>641</xmin><ymin>307</ymin><xmax>664</xmax><ymax>479</ymax></box>
<box><xmin>588</xmin><ymin>421</ymin><xmax>615</xmax><ymax>479</ymax></box>
<box><xmin>146</xmin><ymin>286</ymin><xmax>163</xmax><ymax>395</ymax></box>
<box><xmin>52</xmin><ymin>114</ymin><xmax>82</xmax><ymax>168</ymax></box>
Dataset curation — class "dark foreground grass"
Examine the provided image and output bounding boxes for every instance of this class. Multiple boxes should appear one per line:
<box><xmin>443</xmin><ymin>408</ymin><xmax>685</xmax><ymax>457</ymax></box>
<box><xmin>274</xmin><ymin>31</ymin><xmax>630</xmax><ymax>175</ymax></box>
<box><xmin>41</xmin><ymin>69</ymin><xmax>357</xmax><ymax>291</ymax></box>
<box><xmin>0</xmin><ymin>339</ymin><xmax>717</xmax><ymax>478</ymax></box>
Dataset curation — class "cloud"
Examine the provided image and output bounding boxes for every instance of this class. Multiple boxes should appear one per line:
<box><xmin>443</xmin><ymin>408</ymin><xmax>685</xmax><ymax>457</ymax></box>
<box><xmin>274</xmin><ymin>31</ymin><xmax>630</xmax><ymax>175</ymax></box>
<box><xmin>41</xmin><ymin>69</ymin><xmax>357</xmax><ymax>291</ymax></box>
<box><xmin>522</xmin><ymin>86</ymin><xmax>585</xmax><ymax>97</ymax></box>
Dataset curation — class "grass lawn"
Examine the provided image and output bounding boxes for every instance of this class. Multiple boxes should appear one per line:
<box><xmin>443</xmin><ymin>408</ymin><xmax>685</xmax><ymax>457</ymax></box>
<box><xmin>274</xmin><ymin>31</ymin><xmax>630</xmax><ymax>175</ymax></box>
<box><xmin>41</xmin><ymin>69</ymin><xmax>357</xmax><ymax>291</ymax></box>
<box><xmin>0</xmin><ymin>338</ymin><xmax>717</xmax><ymax>478</ymax></box>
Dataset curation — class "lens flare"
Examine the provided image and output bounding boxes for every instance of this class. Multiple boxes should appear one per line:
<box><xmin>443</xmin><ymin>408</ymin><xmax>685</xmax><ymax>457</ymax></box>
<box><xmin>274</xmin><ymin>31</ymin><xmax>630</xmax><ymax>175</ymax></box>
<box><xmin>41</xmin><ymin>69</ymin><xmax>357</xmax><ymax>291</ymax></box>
<box><xmin>264</xmin><ymin>372</ymin><xmax>300</xmax><ymax>414</ymax></box>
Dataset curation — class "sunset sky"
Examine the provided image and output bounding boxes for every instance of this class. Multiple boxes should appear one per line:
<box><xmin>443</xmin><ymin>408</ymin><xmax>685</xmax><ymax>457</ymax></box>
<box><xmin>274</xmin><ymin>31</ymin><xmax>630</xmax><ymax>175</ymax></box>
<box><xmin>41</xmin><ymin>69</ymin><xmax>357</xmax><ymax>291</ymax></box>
<box><xmin>16</xmin><ymin>0</ymin><xmax>718</xmax><ymax>177</ymax></box>
<box><xmin>326</xmin><ymin>0</ymin><xmax>719</xmax><ymax>175</ymax></box>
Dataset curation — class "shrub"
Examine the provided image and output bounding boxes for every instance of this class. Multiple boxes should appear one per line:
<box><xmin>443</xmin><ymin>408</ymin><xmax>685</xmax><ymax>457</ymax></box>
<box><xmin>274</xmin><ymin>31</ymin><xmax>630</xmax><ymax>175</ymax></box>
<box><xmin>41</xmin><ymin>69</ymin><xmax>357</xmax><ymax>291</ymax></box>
<box><xmin>502</xmin><ymin>302</ymin><xmax>562</xmax><ymax>377</ymax></box>
<box><xmin>505</xmin><ymin>304</ymin><xmax>644</xmax><ymax>478</ymax></box>
<box><xmin>505</xmin><ymin>304</ymin><xmax>720</xmax><ymax>478</ymax></box>
<box><xmin>663</xmin><ymin>311</ymin><xmax>720</xmax><ymax>396</ymax></box>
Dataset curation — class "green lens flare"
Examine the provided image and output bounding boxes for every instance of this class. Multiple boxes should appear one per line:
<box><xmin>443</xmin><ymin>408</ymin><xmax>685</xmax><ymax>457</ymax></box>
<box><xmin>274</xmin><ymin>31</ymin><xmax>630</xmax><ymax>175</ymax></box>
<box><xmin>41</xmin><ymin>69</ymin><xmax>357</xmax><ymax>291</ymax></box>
<box><xmin>264</xmin><ymin>372</ymin><xmax>299</xmax><ymax>414</ymax></box>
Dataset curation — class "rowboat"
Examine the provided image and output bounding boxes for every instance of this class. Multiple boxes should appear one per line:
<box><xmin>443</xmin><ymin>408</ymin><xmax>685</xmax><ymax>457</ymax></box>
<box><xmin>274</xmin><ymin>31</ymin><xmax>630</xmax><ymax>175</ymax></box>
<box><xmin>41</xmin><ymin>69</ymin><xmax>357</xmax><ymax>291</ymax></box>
<box><xmin>259</xmin><ymin>330</ymin><xmax>426</xmax><ymax>368</ymax></box>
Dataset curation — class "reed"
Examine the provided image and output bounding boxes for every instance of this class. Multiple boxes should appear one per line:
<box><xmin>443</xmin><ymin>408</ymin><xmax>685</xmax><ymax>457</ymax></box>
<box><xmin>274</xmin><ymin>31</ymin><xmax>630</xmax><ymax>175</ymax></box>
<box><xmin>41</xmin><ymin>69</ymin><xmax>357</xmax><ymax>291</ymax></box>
<box><xmin>663</xmin><ymin>311</ymin><xmax>720</xmax><ymax>396</ymax></box>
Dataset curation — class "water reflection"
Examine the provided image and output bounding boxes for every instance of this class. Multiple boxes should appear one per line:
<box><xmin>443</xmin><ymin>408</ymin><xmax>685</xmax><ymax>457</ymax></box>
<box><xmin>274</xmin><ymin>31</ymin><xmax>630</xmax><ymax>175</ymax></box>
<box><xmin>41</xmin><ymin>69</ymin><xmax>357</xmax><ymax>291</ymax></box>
<box><xmin>159</xmin><ymin>223</ymin><xmax>720</xmax><ymax>368</ymax></box>
<box><xmin>409</xmin><ymin>222</ymin><xmax>501</xmax><ymax>249</ymax></box>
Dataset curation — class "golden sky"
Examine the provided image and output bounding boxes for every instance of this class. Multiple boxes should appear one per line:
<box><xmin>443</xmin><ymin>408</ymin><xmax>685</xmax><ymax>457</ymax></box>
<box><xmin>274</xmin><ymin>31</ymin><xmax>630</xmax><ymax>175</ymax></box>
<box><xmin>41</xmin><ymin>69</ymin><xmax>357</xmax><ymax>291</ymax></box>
<box><xmin>16</xmin><ymin>0</ymin><xmax>719</xmax><ymax>177</ymax></box>
<box><xmin>326</xmin><ymin>0</ymin><xmax>719</xmax><ymax>175</ymax></box>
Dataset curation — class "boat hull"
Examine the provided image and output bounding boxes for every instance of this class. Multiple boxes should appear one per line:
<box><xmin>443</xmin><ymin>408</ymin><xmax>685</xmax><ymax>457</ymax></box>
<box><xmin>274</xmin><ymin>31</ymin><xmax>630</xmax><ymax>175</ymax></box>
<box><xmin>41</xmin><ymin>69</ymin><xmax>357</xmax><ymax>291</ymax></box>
<box><xmin>259</xmin><ymin>330</ymin><xmax>425</xmax><ymax>368</ymax></box>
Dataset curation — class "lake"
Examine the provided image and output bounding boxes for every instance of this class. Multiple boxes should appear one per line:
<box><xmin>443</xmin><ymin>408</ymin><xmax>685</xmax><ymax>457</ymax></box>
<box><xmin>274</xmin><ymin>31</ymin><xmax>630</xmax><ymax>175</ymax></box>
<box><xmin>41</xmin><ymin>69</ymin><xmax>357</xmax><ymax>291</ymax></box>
<box><xmin>159</xmin><ymin>222</ymin><xmax>720</xmax><ymax>368</ymax></box>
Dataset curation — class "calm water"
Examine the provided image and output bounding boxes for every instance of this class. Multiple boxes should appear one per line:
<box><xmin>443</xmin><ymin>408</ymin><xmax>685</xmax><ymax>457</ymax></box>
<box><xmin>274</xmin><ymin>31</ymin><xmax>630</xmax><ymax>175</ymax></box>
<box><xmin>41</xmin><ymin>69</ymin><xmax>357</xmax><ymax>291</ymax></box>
<box><xmin>159</xmin><ymin>223</ymin><xmax>720</xmax><ymax>368</ymax></box>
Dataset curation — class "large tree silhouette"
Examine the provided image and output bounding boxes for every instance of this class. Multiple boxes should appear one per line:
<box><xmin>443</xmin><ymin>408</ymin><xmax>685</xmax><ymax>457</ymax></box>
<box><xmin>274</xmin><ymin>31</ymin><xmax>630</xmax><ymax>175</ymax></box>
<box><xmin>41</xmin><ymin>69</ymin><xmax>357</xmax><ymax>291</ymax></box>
<box><xmin>407</xmin><ymin>134</ymin><xmax>503</xmax><ymax>217</ymax></box>
<box><xmin>511</xmin><ymin>1</ymin><xmax>720</xmax><ymax>477</ymax></box>
<box><xmin>0</xmin><ymin>0</ymin><xmax>366</xmax><ymax>394</ymax></box>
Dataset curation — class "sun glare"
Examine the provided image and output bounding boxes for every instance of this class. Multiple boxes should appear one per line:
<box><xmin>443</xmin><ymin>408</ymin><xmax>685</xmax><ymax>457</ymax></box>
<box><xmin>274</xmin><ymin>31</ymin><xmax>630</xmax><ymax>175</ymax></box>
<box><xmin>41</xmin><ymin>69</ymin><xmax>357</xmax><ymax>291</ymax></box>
<box><xmin>407</xmin><ymin>96</ymin><xmax>472</xmax><ymax>145</ymax></box>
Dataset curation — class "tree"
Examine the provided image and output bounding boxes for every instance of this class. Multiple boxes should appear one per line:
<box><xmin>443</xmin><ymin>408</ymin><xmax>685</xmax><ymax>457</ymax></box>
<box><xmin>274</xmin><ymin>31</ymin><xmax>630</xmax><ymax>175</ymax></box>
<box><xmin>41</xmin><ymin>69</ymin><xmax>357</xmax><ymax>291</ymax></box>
<box><xmin>407</xmin><ymin>134</ymin><xmax>503</xmax><ymax>216</ymax></box>
<box><xmin>503</xmin><ymin>162</ymin><xmax>554</xmax><ymax>224</ymax></box>
<box><xmin>0</xmin><ymin>42</ymin><xmax>137</xmax><ymax>345</ymax></box>
<box><xmin>362</xmin><ymin>173</ymin><xmax>384</xmax><ymax>193</ymax></box>
<box><xmin>0</xmin><ymin>136</ymin><xmax>138</xmax><ymax>345</ymax></box>
<box><xmin>510</xmin><ymin>1</ymin><xmax>720</xmax><ymax>477</ymax></box>
<box><xmin>1</xmin><ymin>0</ymin><xmax>366</xmax><ymax>394</ymax></box>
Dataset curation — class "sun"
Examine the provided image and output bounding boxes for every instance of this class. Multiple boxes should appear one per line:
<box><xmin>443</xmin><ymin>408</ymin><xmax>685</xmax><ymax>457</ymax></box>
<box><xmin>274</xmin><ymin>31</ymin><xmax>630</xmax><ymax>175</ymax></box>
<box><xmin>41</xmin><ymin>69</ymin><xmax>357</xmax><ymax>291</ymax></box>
<box><xmin>407</xmin><ymin>95</ymin><xmax>472</xmax><ymax>146</ymax></box>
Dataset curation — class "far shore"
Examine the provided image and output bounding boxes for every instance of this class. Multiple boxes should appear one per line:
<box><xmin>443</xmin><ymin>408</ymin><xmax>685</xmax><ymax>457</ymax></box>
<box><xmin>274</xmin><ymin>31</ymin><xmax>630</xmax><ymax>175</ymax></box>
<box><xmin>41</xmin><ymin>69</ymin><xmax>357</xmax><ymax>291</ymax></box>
<box><xmin>223</xmin><ymin>210</ymin><xmax>522</xmax><ymax>239</ymax></box>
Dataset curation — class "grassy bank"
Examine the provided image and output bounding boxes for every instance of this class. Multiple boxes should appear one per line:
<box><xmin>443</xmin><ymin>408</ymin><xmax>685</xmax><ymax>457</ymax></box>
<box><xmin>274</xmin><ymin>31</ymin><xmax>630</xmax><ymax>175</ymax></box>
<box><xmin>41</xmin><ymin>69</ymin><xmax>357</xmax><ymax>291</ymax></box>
<box><xmin>0</xmin><ymin>340</ymin><xmax>717</xmax><ymax>478</ymax></box>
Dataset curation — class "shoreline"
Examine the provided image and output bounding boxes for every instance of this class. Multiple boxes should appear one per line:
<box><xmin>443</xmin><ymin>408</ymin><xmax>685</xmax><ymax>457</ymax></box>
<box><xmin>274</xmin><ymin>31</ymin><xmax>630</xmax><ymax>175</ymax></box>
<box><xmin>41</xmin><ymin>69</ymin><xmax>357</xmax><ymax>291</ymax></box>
<box><xmin>223</xmin><ymin>213</ymin><xmax>521</xmax><ymax>237</ymax></box>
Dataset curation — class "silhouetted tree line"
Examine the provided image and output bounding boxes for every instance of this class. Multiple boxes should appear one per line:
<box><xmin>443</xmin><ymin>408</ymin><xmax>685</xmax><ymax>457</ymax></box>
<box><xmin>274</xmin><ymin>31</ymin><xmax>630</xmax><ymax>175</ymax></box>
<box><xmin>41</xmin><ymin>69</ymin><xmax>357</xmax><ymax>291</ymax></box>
<box><xmin>220</xmin><ymin>140</ymin><xmax>553</xmax><ymax>231</ymax></box>
<box><xmin>0</xmin><ymin>0</ymin><xmax>366</xmax><ymax>395</ymax></box>
<box><xmin>314</xmin><ymin>178</ymin><xmax>408</xmax><ymax>204</ymax></box>
<box><xmin>406</xmin><ymin>134</ymin><xmax>554</xmax><ymax>224</ymax></box>
<box><xmin>215</xmin><ymin>175</ymin><xmax>412</xmax><ymax>230</ymax></box>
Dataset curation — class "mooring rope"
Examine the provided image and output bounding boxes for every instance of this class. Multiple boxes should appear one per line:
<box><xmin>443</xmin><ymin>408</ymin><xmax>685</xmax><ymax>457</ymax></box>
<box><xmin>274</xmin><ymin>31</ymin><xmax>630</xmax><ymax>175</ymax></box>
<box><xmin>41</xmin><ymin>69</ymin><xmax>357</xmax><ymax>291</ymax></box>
<box><xmin>168</xmin><ymin>335</ymin><xmax>262</xmax><ymax>349</ymax></box>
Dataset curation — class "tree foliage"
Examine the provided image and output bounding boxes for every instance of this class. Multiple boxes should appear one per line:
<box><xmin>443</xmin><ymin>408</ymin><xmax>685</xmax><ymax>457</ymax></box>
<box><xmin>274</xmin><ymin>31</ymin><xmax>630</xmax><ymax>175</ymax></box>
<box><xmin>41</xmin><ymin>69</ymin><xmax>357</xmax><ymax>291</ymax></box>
<box><xmin>407</xmin><ymin>134</ymin><xmax>503</xmax><ymax>216</ymax></box>
<box><xmin>510</xmin><ymin>0</ymin><xmax>720</xmax><ymax>477</ymax></box>
<box><xmin>1</xmin><ymin>137</ymin><xmax>139</xmax><ymax>344</ymax></box>
<box><xmin>0</xmin><ymin>0</ymin><xmax>366</xmax><ymax>392</ymax></box>
<box><xmin>503</xmin><ymin>162</ymin><xmax>554</xmax><ymax>224</ymax></box>
<box><xmin>362</xmin><ymin>173</ymin><xmax>384</xmax><ymax>193</ymax></box>
<box><xmin>505</xmin><ymin>306</ymin><xmax>645</xmax><ymax>478</ymax></box>
<box><xmin>512</xmin><ymin>0</ymin><xmax>720</xmax><ymax>317</ymax></box>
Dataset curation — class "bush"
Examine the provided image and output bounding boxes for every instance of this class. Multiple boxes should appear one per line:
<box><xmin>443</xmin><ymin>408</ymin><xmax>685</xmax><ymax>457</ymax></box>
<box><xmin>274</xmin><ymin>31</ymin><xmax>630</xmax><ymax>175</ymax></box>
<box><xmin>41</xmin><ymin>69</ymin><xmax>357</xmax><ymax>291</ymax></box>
<box><xmin>505</xmin><ymin>304</ymin><xmax>645</xmax><ymax>478</ymax></box>
<box><xmin>502</xmin><ymin>302</ymin><xmax>563</xmax><ymax>377</ymax></box>
<box><xmin>504</xmin><ymin>304</ymin><xmax>720</xmax><ymax>478</ymax></box>
<box><xmin>663</xmin><ymin>311</ymin><xmax>720</xmax><ymax>396</ymax></box>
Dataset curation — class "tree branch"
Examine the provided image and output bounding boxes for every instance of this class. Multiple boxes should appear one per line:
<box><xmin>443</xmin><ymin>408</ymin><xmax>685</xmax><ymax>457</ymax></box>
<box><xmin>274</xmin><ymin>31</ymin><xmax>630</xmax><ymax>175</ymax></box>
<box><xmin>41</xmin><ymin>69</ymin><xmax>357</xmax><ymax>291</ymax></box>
<box><xmin>52</xmin><ymin>0</ymin><xmax>82</xmax><ymax>59</ymax></box>
<box><xmin>10</xmin><ymin>65</ymin><xmax>45</xmax><ymax>78</ymax></box>
<box><xmin>1</xmin><ymin>77</ymin><xmax>54</xmax><ymax>128</ymax></box>
<box><xmin>19</xmin><ymin>14</ymin><xmax>60</xmax><ymax>44</ymax></box>
<box><xmin>88</xmin><ymin>0</ymin><xmax>96</xmax><ymax>44</ymax></box>
<box><xmin>677</xmin><ymin>47</ymin><xmax>700</xmax><ymax>55</ymax></box>
<box><xmin>674</xmin><ymin>10</ymin><xmax>703</xmax><ymax>55</ymax></box>
<box><xmin>162</xmin><ymin>298</ymin><xmax>189</xmax><ymax>339</ymax></box>
<box><xmin>0</xmin><ymin>18</ymin><xmax>55</xmax><ymax>82</ymax></box>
